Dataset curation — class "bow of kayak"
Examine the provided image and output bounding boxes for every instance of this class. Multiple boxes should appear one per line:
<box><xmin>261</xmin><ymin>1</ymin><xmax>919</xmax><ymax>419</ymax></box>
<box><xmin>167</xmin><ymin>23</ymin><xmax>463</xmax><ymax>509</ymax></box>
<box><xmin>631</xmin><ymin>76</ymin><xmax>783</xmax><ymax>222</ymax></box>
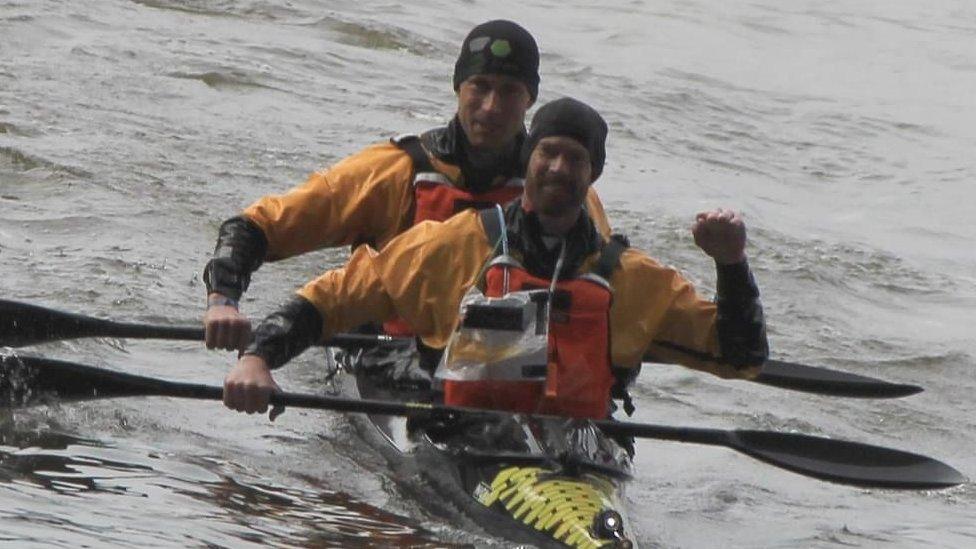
<box><xmin>334</xmin><ymin>347</ymin><xmax>638</xmax><ymax>548</ymax></box>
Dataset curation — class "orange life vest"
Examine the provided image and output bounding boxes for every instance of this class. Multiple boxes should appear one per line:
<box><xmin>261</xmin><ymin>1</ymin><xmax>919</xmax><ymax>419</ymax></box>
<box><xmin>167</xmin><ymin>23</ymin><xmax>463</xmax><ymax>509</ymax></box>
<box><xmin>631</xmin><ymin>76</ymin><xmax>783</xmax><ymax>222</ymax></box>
<box><xmin>442</xmin><ymin>209</ymin><xmax>627</xmax><ymax>419</ymax></box>
<box><xmin>442</xmin><ymin>262</ymin><xmax>613</xmax><ymax>419</ymax></box>
<box><xmin>383</xmin><ymin>135</ymin><xmax>523</xmax><ymax>336</ymax></box>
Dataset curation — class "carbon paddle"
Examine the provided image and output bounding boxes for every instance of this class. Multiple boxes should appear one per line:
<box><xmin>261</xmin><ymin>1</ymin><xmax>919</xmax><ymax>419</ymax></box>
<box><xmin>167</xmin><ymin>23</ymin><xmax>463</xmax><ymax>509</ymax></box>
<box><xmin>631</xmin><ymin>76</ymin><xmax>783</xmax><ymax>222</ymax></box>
<box><xmin>0</xmin><ymin>298</ymin><xmax>401</xmax><ymax>350</ymax></box>
<box><xmin>0</xmin><ymin>354</ymin><xmax>962</xmax><ymax>490</ymax></box>
<box><xmin>0</xmin><ymin>298</ymin><xmax>923</xmax><ymax>398</ymax></box>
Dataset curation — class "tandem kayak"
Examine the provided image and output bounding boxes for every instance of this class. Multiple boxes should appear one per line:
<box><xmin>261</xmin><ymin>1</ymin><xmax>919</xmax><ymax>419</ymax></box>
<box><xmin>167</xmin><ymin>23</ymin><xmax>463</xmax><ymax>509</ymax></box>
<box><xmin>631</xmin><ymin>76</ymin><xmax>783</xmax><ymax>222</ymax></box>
<box><xmin>333</xmin><ymin>346</ymin><xmax>638</xmax><ymax>549</ymax></box>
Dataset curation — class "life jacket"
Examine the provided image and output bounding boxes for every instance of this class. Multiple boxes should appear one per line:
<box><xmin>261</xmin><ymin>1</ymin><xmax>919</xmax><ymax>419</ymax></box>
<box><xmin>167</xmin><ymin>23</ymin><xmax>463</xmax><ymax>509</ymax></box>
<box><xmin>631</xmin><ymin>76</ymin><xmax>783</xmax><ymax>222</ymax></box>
<box><xmin>383</xmin><ymin>134</ymin><xmax>524</xmax><ymax>336</ymax></box>
<box><xmin>439</xmin><ymin>207</ymin><xmax>629</xmax><ymax>420</ymax></box>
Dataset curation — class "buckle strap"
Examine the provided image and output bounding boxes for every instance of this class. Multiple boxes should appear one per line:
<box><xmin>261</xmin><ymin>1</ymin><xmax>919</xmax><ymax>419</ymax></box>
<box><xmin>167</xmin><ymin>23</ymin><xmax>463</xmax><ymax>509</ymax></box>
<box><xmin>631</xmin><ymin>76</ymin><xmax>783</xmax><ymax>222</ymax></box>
<box><xmin>593</xmin><ymin>233</ymin><xmax>628</xmax><ymax>282</ymax></box>
<box><xmin>479</xmin><ymin>205</ymin><xmax>507</xmax><ymax>256</ymax></box>
<box><xmin>391</xmin><ymin>134</ymin><xmax>435</xmax><ymax>174</ymax></box>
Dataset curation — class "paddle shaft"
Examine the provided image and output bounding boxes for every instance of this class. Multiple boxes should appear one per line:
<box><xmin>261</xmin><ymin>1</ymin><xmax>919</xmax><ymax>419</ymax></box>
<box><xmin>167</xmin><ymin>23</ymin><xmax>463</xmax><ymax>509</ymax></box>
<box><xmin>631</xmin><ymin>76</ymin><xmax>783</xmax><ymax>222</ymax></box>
<box><xmin>0</xmin><ymin>299</ymin><xmax>398</xmax><ymax>349</ymax></box>
<box><xmin>1</xmin><ymin>355</ymin><xmax>963</xmax><ymax>490</ymax></box>
<box><xmin>0</xmin><ymin>298</ymin><xmax>922</xmax><ymax>398</ymax></box>
<box><xmin>87</xmin><ymin>320</ymin><xmax>203</xmax><ymax>342</ymax></box>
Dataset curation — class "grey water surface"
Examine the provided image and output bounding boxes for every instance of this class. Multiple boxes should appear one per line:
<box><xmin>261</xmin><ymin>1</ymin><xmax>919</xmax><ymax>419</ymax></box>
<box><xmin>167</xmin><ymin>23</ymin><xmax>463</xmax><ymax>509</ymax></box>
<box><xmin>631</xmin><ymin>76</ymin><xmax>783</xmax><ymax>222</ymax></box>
<box><xmin>1</xmin><ymin>1</ymin><xmax>974</xmax><ymax>547</ymax></box>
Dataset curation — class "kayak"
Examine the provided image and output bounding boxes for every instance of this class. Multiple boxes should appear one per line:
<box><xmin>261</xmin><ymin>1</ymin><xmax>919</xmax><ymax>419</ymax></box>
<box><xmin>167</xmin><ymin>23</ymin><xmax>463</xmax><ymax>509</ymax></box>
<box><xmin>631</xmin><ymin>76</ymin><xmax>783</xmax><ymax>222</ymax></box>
<box><xmin>333</xmin><ymin>346</ymin><xmax>638</xmax><ymax>549</ymax></box>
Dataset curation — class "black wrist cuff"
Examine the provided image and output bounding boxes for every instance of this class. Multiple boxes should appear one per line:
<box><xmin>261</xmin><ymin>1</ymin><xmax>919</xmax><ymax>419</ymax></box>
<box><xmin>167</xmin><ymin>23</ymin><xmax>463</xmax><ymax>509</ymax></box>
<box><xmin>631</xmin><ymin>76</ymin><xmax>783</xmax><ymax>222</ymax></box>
<box><xmin>716</xmin><ymin>260</ymin><xmax>759</xmax><ymax>302</ymax></box>
<box><xmin>246</xmin><ymin>295</ymin><xmax>324</xmax><ymax>370</ymax></box>
<box><xmin>202</xmin><ymin>216</ymin><xmax>269</xmax><ymax>299</ymax></box>
<box><xmin>714</xmin><ymin>259</ymin><xmax>769</xmax><ymax>369</ymax></box>
<box><xmin>203</xmin><ymin>259</ymin><xmax>247</xmax><ymax>301</ymax></box>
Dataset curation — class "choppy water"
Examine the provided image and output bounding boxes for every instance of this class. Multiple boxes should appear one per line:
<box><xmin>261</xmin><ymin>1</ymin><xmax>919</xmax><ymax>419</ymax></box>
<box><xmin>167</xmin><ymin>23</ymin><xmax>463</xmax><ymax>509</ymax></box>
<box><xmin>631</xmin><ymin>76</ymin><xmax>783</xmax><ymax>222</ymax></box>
<box><xmin>2</xmin><ymin>0</ymin><xmax>974</xmax><ymax>547</ymax></box>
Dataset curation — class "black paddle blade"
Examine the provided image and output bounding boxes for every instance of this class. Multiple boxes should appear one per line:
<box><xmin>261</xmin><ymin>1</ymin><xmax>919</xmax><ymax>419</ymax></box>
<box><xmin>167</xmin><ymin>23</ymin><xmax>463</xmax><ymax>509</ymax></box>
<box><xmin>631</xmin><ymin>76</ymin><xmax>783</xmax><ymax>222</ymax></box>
<box><xmin>646</xmin><ymin>347</ymin><xmax>923</xmax><ymax>399</ymax></box>
<box><xmin>0</xmin><ymin>354</ymin><xmax>217</xmax><ymax>407</ymax></box>
<box><xmin>2</xmin><ymin>353</ymin><xmax>146</xmax><ymax>406</ymax></box>
<box><xmin>0</xmin><ymin>299</ymin><xmax>104</xmax><ymax>347</ymax></box>
<box><xmin>731</xmin><ymin>430</ymin><xmax>966</xmax><ymax>489</ymax></box>
<box><xmin>0</xmin><ymin>298</ymin><xmax>204</xmax><ymax>347</ymax></box>
<box><xmin>756</xmin><ymin>359</ymin><xmax>923</xmax><ymax>398</ymax></box>
<box><xmin>597</xmin><ymin>421</ymin><xmax>965</xmax><ymax>490</ymax></box>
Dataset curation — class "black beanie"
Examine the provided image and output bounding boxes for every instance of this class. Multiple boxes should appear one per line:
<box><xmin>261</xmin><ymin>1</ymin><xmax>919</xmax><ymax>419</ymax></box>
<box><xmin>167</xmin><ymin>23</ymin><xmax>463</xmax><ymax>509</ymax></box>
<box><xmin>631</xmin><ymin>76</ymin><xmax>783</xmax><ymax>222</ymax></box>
<box><xmin>453</xmin><ymin>20</ymin><xmax>540</xmax><ymax>100</ymax></box>
<box><xmin>521</xmin><ymin>97</ymin><xmax>608</xmax><ymax>181</ymax></box>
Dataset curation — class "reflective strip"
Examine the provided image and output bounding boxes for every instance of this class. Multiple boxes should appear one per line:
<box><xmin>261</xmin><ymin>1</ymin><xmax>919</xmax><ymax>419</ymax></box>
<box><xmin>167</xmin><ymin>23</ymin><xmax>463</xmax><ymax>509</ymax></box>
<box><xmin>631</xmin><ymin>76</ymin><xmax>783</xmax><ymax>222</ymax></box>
<box><xmin>578</xmin><ymin>272</ymin><xmax>611</xmax><ymax>290</ymax></box>
<box><xmin>488</xmin><ymin>254</ymin><xmax>523</xmax><ymax>270</ymax></box>
<box><xmin>412</xmin><ymin>171</ymin><xmax>453</xmax><ymax>186</ymax></box>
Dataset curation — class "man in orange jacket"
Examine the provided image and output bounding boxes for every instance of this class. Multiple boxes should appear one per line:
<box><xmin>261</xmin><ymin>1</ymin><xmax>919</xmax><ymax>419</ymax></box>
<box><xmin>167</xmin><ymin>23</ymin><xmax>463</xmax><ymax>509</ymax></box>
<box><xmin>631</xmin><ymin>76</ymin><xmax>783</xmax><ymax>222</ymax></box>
<box><xmin>203</xmin><ymin>20</ymin><xmax>611</xmax><ymax>352</ymax></box>
<box><xmin>222</xmin><ymin>97</ymin><xmax>768</xmax><ymax>420</ymax></box>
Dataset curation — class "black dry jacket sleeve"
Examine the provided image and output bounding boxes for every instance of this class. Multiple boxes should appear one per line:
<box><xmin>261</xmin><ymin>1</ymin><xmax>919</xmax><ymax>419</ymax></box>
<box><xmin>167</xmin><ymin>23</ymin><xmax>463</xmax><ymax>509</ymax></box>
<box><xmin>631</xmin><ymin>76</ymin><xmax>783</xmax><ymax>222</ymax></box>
<box><xmin>202</xmin><ymin>216</ymin><xmax>269</xmax><ymax>300</ymax></box>
<box><xmin>714</xmin><ymin>261</ymin><xmax>769</xmax><ymax>368</ymax></box>
<box><xmin>245</xmin><ymin>296</ymin><xmax>324</xmax><ymax>370</ymax></box>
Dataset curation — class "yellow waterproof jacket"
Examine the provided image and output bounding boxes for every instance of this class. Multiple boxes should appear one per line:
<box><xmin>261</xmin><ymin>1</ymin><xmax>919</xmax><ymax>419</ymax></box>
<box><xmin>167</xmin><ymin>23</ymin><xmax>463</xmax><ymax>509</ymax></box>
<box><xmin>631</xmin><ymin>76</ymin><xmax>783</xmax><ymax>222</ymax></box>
<box><xmin>297</xmin><ymin>209</ymin><xmax>761</xmax><ymax>380</ymax></box>
<box><xmin>242</xmin><ymin>141</ymin><xmax>611</xmax><ymax>260</ymax></box>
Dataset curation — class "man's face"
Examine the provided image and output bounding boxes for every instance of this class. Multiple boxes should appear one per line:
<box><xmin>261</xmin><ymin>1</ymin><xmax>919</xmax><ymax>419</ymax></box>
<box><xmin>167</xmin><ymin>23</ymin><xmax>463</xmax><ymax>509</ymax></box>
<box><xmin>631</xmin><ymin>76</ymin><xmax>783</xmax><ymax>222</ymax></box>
<box><xmin>457</xmin><ymin>74</ymin><xmax>533</xmax><ymax>151</ymax></box>
<box><xmin>524</xmin><ymin>136</ymin><xmax>593</xmax><ymax>217</ymax></box>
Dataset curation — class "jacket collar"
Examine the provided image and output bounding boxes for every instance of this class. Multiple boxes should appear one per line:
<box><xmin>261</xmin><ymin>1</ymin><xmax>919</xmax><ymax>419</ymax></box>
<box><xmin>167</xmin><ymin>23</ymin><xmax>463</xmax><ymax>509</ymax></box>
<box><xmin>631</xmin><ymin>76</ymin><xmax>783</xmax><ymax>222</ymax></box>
<box><xmin>502</xmin><ymin>199</ymin><xmax>601</xmax><ymax>280</ymax></box>
<box><xmin>421</xmin><ymin>116</ymin><xmax>526</xmax><ymax>192</ymax></box>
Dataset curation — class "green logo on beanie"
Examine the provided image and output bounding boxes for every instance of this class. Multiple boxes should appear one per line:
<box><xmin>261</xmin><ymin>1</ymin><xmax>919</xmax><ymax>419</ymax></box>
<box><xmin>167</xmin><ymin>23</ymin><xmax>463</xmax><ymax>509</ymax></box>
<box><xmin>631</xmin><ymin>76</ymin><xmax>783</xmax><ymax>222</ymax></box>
<box><xmin>490</xmin><ymin>39</ymin><xmax>512</xmax><ymax>58</ymax></box>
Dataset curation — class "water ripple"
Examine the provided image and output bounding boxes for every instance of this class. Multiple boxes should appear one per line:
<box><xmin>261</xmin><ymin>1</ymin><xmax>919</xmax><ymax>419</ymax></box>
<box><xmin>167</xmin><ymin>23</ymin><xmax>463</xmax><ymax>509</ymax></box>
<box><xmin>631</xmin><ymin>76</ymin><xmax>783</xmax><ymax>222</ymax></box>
<box><xmin>0</xmin><ymin>147</ymin><xmax>92</xmax><ymax>178</ymax></box>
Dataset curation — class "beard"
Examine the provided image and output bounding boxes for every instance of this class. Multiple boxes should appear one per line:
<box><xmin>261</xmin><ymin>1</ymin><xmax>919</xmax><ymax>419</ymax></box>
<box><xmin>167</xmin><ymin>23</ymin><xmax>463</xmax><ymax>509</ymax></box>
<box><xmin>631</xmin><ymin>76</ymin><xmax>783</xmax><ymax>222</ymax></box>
<box><xmin>528</xmin><ymin>174</ymin><xmax>587</xmax><ymax>217</ymax></box>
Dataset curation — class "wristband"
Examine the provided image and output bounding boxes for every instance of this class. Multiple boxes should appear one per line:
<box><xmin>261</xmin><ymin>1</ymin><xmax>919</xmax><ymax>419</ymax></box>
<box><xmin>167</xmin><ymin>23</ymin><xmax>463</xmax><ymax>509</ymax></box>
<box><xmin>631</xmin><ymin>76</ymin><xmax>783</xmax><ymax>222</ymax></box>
<box><xmin>207</xmin><ymin>295</ymin><xmax>239</xmax><ymax>309</ymax></box>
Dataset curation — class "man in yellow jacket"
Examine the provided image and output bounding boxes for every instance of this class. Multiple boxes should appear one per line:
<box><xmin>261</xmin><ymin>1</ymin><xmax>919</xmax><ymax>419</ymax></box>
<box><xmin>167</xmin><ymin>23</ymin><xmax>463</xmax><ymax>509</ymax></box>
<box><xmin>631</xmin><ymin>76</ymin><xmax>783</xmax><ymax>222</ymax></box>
<box><xmin>203</xmin><ymin>20</ymin><xmax>611</xmax><ymax>351</ymax></box>
<box><xmin>222</xmin><ymin>97</ymin><xmax>768</xmax><ymax>420</ymax></box>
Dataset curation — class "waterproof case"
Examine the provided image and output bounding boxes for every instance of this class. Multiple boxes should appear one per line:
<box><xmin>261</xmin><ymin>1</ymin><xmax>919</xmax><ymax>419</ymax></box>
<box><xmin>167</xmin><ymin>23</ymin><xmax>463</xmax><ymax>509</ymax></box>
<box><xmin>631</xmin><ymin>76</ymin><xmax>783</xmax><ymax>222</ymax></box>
<box><xmin>436</xmin><ymin>204</ymin><xmax>568</xmax><ymax>385</ymax></box>
<box><xmin>435</xmin><ymin>286</ymin><xmax>550</xmax><ymax>382</ymax></box>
